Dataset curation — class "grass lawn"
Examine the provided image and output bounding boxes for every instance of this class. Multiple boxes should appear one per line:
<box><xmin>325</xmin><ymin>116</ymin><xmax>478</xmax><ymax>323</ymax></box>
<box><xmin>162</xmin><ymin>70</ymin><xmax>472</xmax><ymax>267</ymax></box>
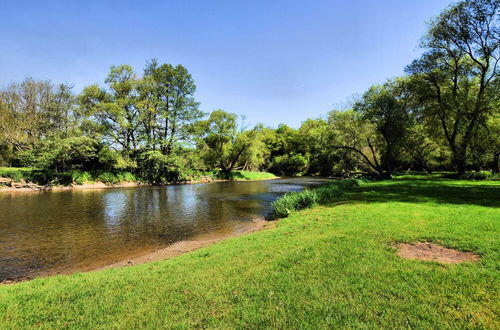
<box><xmin>0</xmin><ymin>176</ymin><xmax>498</xmax><ymax>328</ymax></box>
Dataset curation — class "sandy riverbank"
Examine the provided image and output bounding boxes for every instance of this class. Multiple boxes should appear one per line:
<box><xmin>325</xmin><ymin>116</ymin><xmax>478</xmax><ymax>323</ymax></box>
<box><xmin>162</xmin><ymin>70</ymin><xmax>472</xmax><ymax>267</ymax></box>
<box><xmin>1</xmin><ymin>218</ymin><xmax>274</xmax><ymax>284</ymax></box>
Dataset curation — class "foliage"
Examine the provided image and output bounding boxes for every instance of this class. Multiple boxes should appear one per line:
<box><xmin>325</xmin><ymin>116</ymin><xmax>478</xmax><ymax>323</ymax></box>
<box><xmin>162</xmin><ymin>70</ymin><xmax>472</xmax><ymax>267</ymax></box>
<box><xmin>136</xmin><ymin>150</ymin><xmax>180</xmax><ymax>183</ymax></box>
<box><xmin>198</xmin><ymin>110</ymin><xmax>264</xmax><ymax>173</ymax></box>
<box><xmin>405</xmin><ymin>0</ymin><xmax>499</xmax><ymax>173</ymax></box>
<box><xmin>454</xmin><ymin>170</ymin><xmax>500</xmax><ymax>181</ymax></box>
<box><xmin>0</xmin><ymin>1</ymin><xmax>498</xmax><ymax>179</ymax></box>
<box><xmin>268</xmin><ymin>154</ymin><xmax>309</xmax><ymax>176</ymax></box>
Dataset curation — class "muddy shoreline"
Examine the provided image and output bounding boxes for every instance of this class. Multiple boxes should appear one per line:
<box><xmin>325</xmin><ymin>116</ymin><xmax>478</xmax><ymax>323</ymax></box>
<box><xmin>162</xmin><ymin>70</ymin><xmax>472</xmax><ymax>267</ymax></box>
<box><xmin>1</xmin><ymin>218</ymin><xmax>274</xmax><ymax>285</ymax></box>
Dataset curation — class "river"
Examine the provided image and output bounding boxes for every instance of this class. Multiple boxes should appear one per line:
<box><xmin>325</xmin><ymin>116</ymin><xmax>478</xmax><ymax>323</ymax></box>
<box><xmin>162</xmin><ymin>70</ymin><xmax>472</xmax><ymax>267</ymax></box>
<box><xmin>0</xmin><ymin>177</ymin><xmax>327</xmax><ymax>282</ymax></box>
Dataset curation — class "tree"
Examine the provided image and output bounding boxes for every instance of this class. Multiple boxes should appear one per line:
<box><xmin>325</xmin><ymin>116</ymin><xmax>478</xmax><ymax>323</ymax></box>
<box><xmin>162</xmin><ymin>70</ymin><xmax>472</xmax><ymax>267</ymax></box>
<box><xmin>401</xmin><ymin>122</ymin><xmax>445</xmax><ymax>173</ymax></box>
<box><xmin>295</xmin><ymin>119</ymin><xmax>331</xmax><ymax>176</ymax></box>
<box><xmin>141</xmin><ymin>59</ymin><xmax>203</xmax><ymax>155</ymax></box>
<box><xmin>238</xmin><ymin>124</ymin><xmax>271</xmax><ymax>171</ymax></box>
<box><xmin>79</xmin><ymin>65</ymin><xmax>142</xmax><ymax>158</ymax></box>
<box><xmin>0</xmin><ymin>78</ymin><xmax>75</xmax><ymax>152</ymax></box>
<box><xmin>353</xmin><ymin>82</ymin><xmax>410</xmax><ymax>177</ymax></box>
<box><xmin>198</xmin><ymin>110</ymin><xmax>258</xmax><ymax>174</ymax></box>
<box><xmin>406</xmin><ymin>0</ymin><xmax>499</xmax><ymax>173</ymax></box>
<box><xmin>328</xmin><ymin>110</ymin><xmax>388</xmax><ymax>178</ymax></box>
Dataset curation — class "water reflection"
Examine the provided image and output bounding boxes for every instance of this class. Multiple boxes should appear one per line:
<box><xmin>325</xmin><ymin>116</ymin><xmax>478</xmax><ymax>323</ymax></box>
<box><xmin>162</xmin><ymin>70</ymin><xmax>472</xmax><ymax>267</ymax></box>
<box><xmin>0</xmin><ymin>177</ymin><xmax>327</xmax><ymax>281</ymax></box>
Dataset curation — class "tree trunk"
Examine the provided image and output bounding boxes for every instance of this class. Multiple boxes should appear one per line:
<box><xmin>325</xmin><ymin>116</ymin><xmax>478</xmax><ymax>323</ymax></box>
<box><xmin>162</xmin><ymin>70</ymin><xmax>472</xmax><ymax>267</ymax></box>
<box><xmin>492</xmin><ymin>152</ymin><xmax>499</xmax><ymax>174</ymax></box>
<box><xmin>454</xmin><ymin>151</ymin><xmax>467</xmax><ymax>175</ymax></box>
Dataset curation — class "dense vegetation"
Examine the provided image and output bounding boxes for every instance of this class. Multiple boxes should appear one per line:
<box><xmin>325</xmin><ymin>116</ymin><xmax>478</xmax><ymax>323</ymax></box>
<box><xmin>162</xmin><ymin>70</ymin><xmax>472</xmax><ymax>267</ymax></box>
<box><xmin>1</xmin><ymin>175</ymin><xmax>498</xmax><ymax>328</ymax></box>
<box><xmin>0</xmin><ymin>167</ymin><xmax>275</xmax><ymax>186</ymax></box>
<box><xmin>0</xmin><ymin>0</ymin><xmax>498</xmax><ymax>183</ymax></box>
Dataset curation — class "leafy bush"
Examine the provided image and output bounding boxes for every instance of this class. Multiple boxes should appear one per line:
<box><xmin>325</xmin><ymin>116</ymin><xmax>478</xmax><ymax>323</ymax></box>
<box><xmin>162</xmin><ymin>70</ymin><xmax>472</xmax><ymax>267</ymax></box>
<box><xmin>269</xmin><ymin>154</ymin><xmax>309</xmax><ymax>176</ymax></box>
<box><xmin>68</xmin><ymin>170</ymin><xmax>93</xmax><ymax>185</ymax></box>
<box><xmin>0</xmin><ymin>167</ymin><xmax>33</xmax><ymax>182</ymax></box>
<box><xmin>460</xmin><ymin>171</ymin><xmax>500</xmax><ymax>181</ymax></box>
<box><xmin>0</xmin><ymin>167</ymin><xmax>140</xmax><ymax>186</ymax></box>
<box><xmin>272</xmin><ymin>179</ymin><xmax>360</xmax><ymax>218</ymax></box>
<box><xmin>137</xmin><ymin>151</ymin><xmax>181</xmax><ymax>183</ymax></box>
<box><xmin>16</xmin><ymin>137</ymin><xmax>121</xmax><ymax>172</ymax></box>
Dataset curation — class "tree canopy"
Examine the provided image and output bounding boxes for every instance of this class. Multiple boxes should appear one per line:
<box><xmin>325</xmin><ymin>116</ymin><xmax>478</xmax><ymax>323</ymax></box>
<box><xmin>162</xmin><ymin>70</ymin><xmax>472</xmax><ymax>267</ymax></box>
<box><xmin>0</xmin><ymin>0</ymin><xmax>498</xmax><ymax>181</ymax></box>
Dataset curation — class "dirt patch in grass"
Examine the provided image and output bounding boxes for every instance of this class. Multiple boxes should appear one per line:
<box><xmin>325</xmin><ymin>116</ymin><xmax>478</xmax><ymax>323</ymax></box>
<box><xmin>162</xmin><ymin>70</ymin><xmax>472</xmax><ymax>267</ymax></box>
<box><xmin>396</xmin><ymin>242</ymin><xmax>479</xmax><ymax>264</ymax></box>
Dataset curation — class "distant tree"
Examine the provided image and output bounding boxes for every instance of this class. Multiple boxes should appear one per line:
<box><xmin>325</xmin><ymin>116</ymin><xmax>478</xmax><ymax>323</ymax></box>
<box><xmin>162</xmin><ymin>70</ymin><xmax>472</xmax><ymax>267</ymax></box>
<box><xmin>0</xmin><ymin>78</ymin><xmax>75</xmax><ymax>152</ymax></box>
<box><xmin>353</xmin><ymin>82</ymin><xmax>410</xmax><ymax>177</ymax></box>
<box><xmin>141</xmin><ymin>59</ymin><xmax>203</xmax><ymax>155</ymax></box>
<box><xmin>328</xmin><ymin>110</ymin><xmax>385</xmax><ymax>177</ymax></box>
<box><xmin>198</xmin><ymin>110</ymin><xmax>259</xmax><ymax>174</ymax></box>
<box><xmin>401</xmin><ymin>122</ymin><xmax>446</xmax><ymax>173</ymax></box>
<box><xmin>79</xmin><ymin>65</ymin><xmax>142</xmax><ymax>158</ymax></box>
<box><xmin>406</xmin><ymin>0</ymin><xmax>499</xmax><ymax>173</ymax></box>
<box><xmin>295</xmin><ymin>118</ymin><xmax>331</xmax><ymax>176</ymax></box>
<box><xmin>238</xmin><ymin>124</ymin><xmax>271</xmax><ymax>171</ymax></box>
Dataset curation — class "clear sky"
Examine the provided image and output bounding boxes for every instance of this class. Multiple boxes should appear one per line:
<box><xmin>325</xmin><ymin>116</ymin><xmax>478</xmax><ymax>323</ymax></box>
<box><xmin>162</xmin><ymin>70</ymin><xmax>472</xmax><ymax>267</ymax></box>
<box><xmin>0</xmin><ymin>0</ymin><xmax>454</xmax><ymax>127</ymax></box>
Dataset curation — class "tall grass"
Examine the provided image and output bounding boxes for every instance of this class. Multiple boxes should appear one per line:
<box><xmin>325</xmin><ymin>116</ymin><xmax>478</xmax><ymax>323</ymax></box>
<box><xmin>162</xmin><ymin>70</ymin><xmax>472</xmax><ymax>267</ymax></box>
<box><xmin>272</xmin><ymin>179</ymin><xmax>360</xmax><ymax>218</ymax></box>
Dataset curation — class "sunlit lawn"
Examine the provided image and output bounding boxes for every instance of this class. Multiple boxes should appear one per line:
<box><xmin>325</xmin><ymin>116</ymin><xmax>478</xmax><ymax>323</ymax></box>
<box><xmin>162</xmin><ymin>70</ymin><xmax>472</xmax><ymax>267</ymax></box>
<box><xmin>0</xmin><ymin>176</ymin><xmax>498</xmax><ymax>328</ymax></box>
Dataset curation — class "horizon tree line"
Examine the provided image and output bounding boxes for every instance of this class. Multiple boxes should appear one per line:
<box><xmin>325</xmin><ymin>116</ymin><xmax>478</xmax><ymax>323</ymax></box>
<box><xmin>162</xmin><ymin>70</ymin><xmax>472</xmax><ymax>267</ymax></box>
<box><xmin>0</xmin><ymin>0</ymin><xmax>498</xmax><ymax>180</ymax></box>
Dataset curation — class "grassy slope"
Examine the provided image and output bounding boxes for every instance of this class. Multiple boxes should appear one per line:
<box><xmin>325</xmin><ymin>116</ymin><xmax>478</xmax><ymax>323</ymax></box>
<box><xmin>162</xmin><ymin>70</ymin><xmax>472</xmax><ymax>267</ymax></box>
<box><xmin>0</xmin><ymin>176</ymin><xmax>498</xmax><ymax>328</ymax></box>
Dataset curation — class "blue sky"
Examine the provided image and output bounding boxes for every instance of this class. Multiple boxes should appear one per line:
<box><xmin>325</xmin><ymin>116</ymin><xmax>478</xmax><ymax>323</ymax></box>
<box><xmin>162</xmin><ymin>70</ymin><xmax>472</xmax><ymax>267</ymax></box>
<box><xmin>0</xmin><ymin>0</ymin><xmax>454</xmax><ymax>127</ymax></box>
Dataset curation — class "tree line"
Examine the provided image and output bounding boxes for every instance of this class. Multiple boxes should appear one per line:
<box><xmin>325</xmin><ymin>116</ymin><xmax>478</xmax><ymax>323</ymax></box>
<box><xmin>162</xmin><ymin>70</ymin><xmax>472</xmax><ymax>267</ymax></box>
<box><xmin>0</xmin><ymin>0</ymin><xmax>498</xmax><ymax>181</ymax></box>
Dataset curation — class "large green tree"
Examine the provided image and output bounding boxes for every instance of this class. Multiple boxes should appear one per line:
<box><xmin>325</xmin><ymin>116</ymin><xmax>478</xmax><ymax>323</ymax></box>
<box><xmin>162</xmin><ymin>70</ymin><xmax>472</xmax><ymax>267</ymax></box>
<box><xmin>406</xmin><ymin>0</ymin><xmax>499</xmax><ymax>173</ymax></box>
<box><xmin>353</xmin><ymin>82</ymin><xmax>410</xmax><ymax>177</ymax></box>
<box><xmin>141</xmin><ymin>59</ymin><xmax>203</xmax><ymax>155</ymax></box>
<box><xmin>198</xmin><ymin>110</ymin><xmax>261</xmax><ymax>174</ymax></box>
<box><xmin>0</xmin><ymin>78</ymin><xmax>75</xmax><ymax>152</ymax></box>
<box><xmin>79</xmin><ymin>65</ymin><xmax>142</xmax><ymax>158</ymax></box>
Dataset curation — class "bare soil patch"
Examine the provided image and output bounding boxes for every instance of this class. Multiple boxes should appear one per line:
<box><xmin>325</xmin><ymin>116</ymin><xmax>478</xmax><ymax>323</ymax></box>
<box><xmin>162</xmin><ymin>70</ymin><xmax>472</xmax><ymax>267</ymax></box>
<box><xmin>396</xmin><ymin>242</ymin><xmax>479</xmax><ymax>264</ymax></box>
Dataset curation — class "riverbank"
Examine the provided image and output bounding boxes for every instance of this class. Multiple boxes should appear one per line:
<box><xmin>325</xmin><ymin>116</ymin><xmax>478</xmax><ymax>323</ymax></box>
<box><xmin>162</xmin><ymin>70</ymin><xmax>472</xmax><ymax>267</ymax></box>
<box><xmin>0</xmin><ymin>168</ymin><xmax>278</xmax><ymax>192</ymax></box>
<box><xmin>1</xmin><ymin>218</ymin><xmax>272</xmax><ymax>284</ymax></box>
<box><xmin>0</xmin><ymin>176</ymin><xmax>498</xmax><ymax>328</ymax></box>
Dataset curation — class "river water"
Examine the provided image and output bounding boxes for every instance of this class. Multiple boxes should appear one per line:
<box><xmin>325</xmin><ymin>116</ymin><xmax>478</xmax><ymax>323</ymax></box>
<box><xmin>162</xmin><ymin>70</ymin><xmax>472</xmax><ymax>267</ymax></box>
<box><xmin>0</xmin><ymin>177</ymin><xmax>326</xmax><ymax>281</ymax></box>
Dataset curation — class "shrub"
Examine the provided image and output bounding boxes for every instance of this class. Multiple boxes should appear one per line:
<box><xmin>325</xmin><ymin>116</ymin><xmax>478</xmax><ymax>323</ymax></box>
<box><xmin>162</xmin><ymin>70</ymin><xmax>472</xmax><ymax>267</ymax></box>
<box><xmin>272</xmin><ymin>179</ymin><xmax>360</xmax><ymax>218</ymax></box>
<box><xmin>68</xmin><ymin>171</ymin><xmax>94</xmax><ymax>185</ymax></box>
<box><xmin>137</xmin><ymin>151</ymin><xmax>181</xmax><ymax>183</ymax></box>
<box><xmin>269</xmin><ymin>154</ymin><xmax>309</xmax><ymax>176</ymax></box>
<box><xmin>460</xmin><ymin>171</ymin><xmax>500</xmax><ymax>181</ymax></box>
<box><xmin>95</xmin><ymin>172</ymin><xmax>117</xmax><ymax>184</ymax></box>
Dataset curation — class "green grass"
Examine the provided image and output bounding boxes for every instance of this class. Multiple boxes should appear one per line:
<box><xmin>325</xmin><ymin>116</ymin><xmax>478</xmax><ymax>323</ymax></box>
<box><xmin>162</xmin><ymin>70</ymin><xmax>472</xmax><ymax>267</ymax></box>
<box><xmin>0</xmin><ymin>176</ymin><xmax>499</xmax><ymax>328</ymax></box>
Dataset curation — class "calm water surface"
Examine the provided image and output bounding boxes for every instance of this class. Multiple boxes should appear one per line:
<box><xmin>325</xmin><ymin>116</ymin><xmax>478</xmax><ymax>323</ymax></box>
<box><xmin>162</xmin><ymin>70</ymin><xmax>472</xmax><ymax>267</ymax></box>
<box><xmin>0</xmin><ymin>177</ymin><xmax>326</xmax><ymax>281</ymax></box>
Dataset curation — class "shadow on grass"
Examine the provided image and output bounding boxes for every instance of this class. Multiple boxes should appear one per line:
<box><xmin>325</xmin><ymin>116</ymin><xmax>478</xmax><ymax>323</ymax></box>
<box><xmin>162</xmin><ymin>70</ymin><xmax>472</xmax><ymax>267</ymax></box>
<box><xmin>342</xmin><ymin>177</ymin><xmax>500</xmax><ymax>208</ymax></box>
